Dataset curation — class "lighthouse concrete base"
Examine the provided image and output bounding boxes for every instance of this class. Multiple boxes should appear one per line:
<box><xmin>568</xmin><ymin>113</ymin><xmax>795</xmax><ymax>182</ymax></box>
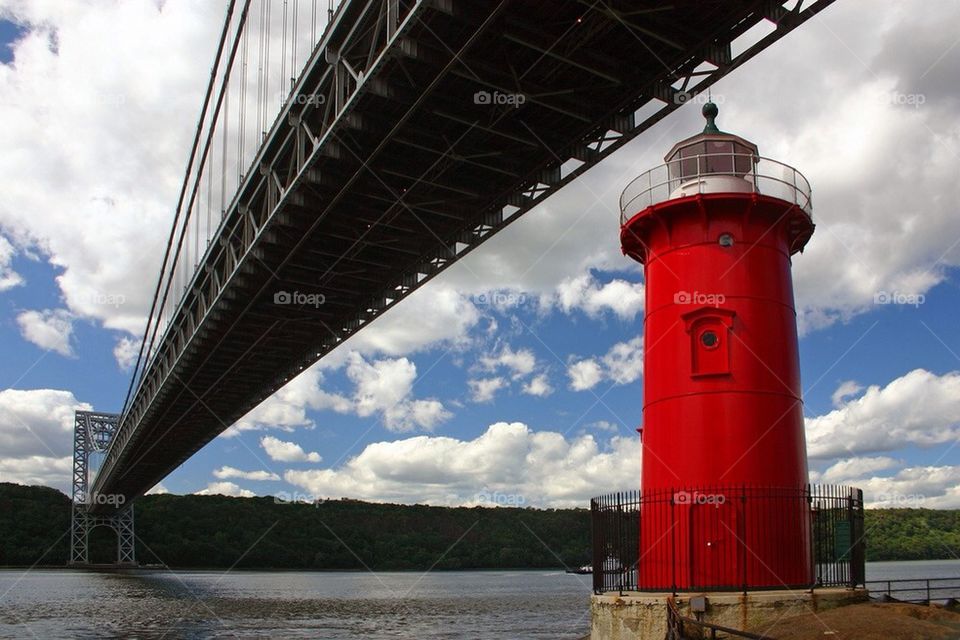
<box><xmin>590</xmin><ymin>588</ymin><xmax>868</xmax><ymax>639</ymax></box>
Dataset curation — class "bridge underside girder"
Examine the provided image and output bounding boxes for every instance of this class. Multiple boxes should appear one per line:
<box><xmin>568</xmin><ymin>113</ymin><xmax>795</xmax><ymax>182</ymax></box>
<box><xmin>92</xmin><ymin>0</ymin><xmax>836</xmax><ymax>511</ymax></box>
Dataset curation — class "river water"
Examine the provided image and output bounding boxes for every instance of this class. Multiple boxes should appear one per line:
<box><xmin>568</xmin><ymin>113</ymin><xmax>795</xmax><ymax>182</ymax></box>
<box><xmin>1</xmin><ymin>560</ymin><xmax>957</xmax><ymax>639</ymax></box>
<box><xmin>0</xmin><ymin>569</ymin><xmax>592</xmax><ymax>639</ymax></box>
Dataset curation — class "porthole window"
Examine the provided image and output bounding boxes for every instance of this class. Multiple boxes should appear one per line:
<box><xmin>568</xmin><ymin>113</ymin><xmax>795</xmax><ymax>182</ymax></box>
<box><xmin>718</xmin><ymin>233</ymin><xmax>734</xmax><ymax>247</ymax></box>
<box><xmin>700</xmin><ymin>330</ymin><xmax>719</xmax><ymax>349</ymax></box>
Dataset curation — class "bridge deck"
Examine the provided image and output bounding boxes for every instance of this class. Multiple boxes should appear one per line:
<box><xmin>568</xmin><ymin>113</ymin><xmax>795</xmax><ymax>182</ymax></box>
<box><xmin>92</xmin><ymin>0</ymin><xmax>835</xmax><ymax>510</ymax></box>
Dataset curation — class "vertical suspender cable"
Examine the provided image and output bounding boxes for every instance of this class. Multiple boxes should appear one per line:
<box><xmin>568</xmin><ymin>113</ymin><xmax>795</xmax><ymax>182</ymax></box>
<box><xmin>291</xmin><ymin>0</ymin><xmax>297</xmax><ymax>86</ymax></box>
<box><xmin>264</xmin><ymin>0</ymin><xmax>272</xmax><ymax>140</ymax></box>
<box><xmin>239</xmin><ymin>7</ymin><xmax>249</xmax><ymax>185</ymax></box>
<box><xmin>121</xmin><ymin>0</ymin><xmax>241</xmax><ymax>419</ymax></box>
<box><xmin>137</xmin><ymin>0</ymin><xmax>255</xmax><ymax>418</ymax></box>
<box><xmin>256</xmin><ymin>0</ymin><xmax>264</xmax><ymax>148</ymax></box>
<box><xmin>221</xmin><ymin>16</ymin><xmax>230</xmax><ymax>222</ymax></box>
<box><xmin>281</xmin><ymin>0</ymin><xmax>287</xmax><ymax>99</ymax></box>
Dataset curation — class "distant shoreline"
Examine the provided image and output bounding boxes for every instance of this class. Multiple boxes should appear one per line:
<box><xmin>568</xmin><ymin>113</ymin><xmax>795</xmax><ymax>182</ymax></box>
<box><xmin>3</xmin><ymin>483</ymin><xmax>958</xmax><ymax>568</ymax></box>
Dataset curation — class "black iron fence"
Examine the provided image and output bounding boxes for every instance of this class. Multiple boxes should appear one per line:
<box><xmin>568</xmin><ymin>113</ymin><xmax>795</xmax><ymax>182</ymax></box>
<box><xmin>591</xmin><ymin>484</ymin><xmax>865</xmax><ymax>594</ymax></box>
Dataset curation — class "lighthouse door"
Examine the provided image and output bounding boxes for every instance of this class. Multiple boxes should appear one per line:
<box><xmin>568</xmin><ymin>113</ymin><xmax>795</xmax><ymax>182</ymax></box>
<box><xmin>689</xmin><ymin>495</ymin><xmax>742</xmax><ymax>589</ymax></box>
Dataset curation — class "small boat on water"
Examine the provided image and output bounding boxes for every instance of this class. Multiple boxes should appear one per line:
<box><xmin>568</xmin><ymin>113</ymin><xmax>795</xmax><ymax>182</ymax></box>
<box><xmin>566</xmin><ymin>564</ymin><xmax>592</xmax><ymax>574</ymax></box>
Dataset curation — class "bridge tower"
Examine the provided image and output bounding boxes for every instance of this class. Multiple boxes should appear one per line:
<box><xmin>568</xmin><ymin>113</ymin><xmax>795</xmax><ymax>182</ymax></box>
<box><xmin>69</xmin><ymin>411</ymin><xmax>136</xmax><ymax>566</ymax></box>
<box><xmin>620</xmin><ymin>102</ymin><xmax>815</xmax><ymax>589</ymax></box>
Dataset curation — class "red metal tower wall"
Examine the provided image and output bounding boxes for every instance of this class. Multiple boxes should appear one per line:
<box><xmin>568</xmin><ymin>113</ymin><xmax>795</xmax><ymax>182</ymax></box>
<box><xmin>621</xmin><ymin>188</ymin><xmax>815</xmax><ymax>589</ymax></box>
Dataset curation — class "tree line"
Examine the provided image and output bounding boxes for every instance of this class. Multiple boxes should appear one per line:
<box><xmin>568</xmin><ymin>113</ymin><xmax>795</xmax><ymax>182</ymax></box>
<box><xmin>0</xmin><ymin>483</ymin><xmax>956</xmax><ymax>568</ymax></box>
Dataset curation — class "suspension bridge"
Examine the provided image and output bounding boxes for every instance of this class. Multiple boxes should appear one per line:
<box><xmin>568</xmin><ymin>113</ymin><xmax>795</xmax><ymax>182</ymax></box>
<box><xmin>68</xmin><ymin>0</ymin><xmax>835</xmax><ymax>564</ymax></box>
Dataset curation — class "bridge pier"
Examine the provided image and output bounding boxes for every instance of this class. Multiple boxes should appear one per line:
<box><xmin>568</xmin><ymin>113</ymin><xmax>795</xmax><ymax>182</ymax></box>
<box><xmin>68</xmin><ymin>411</ymin><xmax>137</xmax><ymax>567</ymax></box>
<box><xmin>69</xmin><ymin>506</ymin><xmax>136</xmax><ymax>566</ymax></box>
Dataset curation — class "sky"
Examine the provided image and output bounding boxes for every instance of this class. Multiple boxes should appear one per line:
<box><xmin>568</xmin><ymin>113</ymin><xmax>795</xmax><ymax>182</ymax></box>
<box><xmin>0</xmin><ymin>0</ymin><xmax>958</xmax><ymax>510</ymax></box>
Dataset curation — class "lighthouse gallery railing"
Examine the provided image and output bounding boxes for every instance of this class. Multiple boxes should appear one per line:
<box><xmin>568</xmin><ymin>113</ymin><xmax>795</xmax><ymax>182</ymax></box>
<box><xmin>590</xmin><ymin>484</ymin><xmax>865</xmax><ymax>595</ymax></box>
<box><xmin>619</xmin><ymin>153</ymin><xmax>813</xmax><ymax>224</ymax></box>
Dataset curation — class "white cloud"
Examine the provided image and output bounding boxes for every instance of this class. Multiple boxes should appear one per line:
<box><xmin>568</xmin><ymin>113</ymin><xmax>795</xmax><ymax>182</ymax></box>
<box><xmin>584</xmin><ymin>420</ymin><xmax>620</xmax><ymax>434</ymax></box>
<box><xmin>807</xmin><ymin>457</ymin><xmax>960</xmax><ymax>509</ymax></box>
<box><xmin>0</xmin><ymin>234</ymin><xmax>23</xmax><ymax>291</ymax></box>
<box><xmin>350</xmin><ymin>355</ymin><xmax>418</xmax><ymax>419</ymax></box>
<box><xmin>345</xmin><ymin>285</ymin><xmax>481</xmax><ymax>358</ymax></box>
<box><xmin>284</xmin><ymin>422</ymin><xmax>639</xmax><ymax>508</ymax></box>
<box><xmin>522</xmin><ymin>373</ymin><xmax>553</xmax><ymax>397</ymax></box>
<box><xmin>470</xmin><ymin>345</ymin><xmax>551</xmax><ymax>401</ymax></box>
<box><xmin>228</xmin><ymin>367</ymin><xmax>350</xmax><ymax>436</ymax></box>
<box><xmin>601</xmin><ymin>335</ymin><xmax>643</xmax><ymax>385</ymax></box>
<box><xmin>568</xmin><ymin>359</ymin><xmax>603</xmax><ymax>391</ymax></box>
<box><xmin>0</xmin><ymin>387</ymin><xmax>90</xmax><ymax>493</ymax></box>
<box><xmin>857</xmin><ymin>466</ymin><xmax>960</xmax><ymax>509</ymax></box>
<box><xmin>0</xmin><ymin>1</ymin><xmax>228</xmax><ymax>336</ymax></box>
<box><xmin>16</xmin><ymin>308</ymin><xmax>75</xmax><ymax>356</ymax></box>
<box><xmin>469</xmin><ymin>377</ymin><xmax>507</xmax><ymax>403</ymax></box>
<box><xmin>347</xmin><ymin>353</ymin><xmax>451</xmax><ymax>432</ymax></box>
<box><xmin>806</xmin><ymin>369</ymin><xmax>960</xmax><ymax>459</ymax></box>
<box><xmin>811</xmin><ymin>456</ymin><xmax>901</xmax><ymax>484</ymax></box>
<box><xmin>260</xmin><ymin>435</ymin><xmax>321</xmax><ymax>463</ymax></box>
<box><xmin>228</xmin><ymin>352</ymin><xmax>450</xmax><ymax>437</ymax></box>
<box><xmin>194</xmin><ymin>481</ymin><xmax>255</xmax><ymax>498</ymax></box>
<box><xmin>479</xmin><ymin>345</ymin><xmax>536</xmax><ymax>380</ymax></box>
<box><xmin>146</xmin><ymin>482</ymin><xmax>169</xmax><ymax>495</ymax></box>
<box><xmin>0</xmin><ymin>388</ymin><xmax>88</xmax><ymax>459</ymax></box>
<box><xmin>112</xmin><ymin>336</ymin><xmax>139</xmax><ymax>371</ymax></box>
<box><xmin>568</xmin><ymin>335</ymin><xmax>643</xmax><ymax>391</ymax></box>
<box><xmin>0</xmin><ymin>455</ymin><xmax>72</xmax><ymax>489</ymax></box>
<box><xmin>831</xmin><ymin>380</ymin><xmax>864</xmax><ymax>408</ymax></box>
<box><xmin>213</xmin><ymin>465</ymin><xmax>281</xmax><ymax>482</ymax></box>
<box><xmin>553</xmin><ymin>274</ymin><xmax>644</xmax><ymax>320</ymax></box>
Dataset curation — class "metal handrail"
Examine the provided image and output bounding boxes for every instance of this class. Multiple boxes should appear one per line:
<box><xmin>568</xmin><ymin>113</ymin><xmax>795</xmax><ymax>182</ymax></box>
<box><xmin>667</xmin><ymin>596</ymin><xmax>774</xmax><ymax>640</ymax></box>
<box><xmin>619</xmin><ymin>153</ymin><xmax>812</xmax><ymax>224</ymax></box>
<box><xmin>865</xmin><ymin>577</ymin><xmax>960</xmax><ymax>603</ymax></box>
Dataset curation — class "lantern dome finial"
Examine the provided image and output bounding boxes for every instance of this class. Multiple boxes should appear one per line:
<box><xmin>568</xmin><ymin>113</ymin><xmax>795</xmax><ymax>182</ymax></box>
<box><xmin>702</xmin><ymin>101</ymin><xmax>720</xmax><ymax>134</ymax></box>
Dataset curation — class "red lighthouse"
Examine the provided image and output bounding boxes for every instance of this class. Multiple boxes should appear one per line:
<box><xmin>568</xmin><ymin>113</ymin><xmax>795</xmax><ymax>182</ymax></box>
<box><xmin>620</xmin><ymin>102</ymin><xmax>815</xmax><ymax>590</ymax></box>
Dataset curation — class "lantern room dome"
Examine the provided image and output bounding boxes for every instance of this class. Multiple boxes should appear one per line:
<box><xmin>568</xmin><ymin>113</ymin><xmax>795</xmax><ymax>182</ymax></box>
<box><xmin>619</xmin><ymin>101</ymin><xmax>813</xmax><ymax>225</ymax></box>
<box><xmin>665</xmin><ymin>102</ymin><xmax>759</xmax><ymax>162</ymax></box>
